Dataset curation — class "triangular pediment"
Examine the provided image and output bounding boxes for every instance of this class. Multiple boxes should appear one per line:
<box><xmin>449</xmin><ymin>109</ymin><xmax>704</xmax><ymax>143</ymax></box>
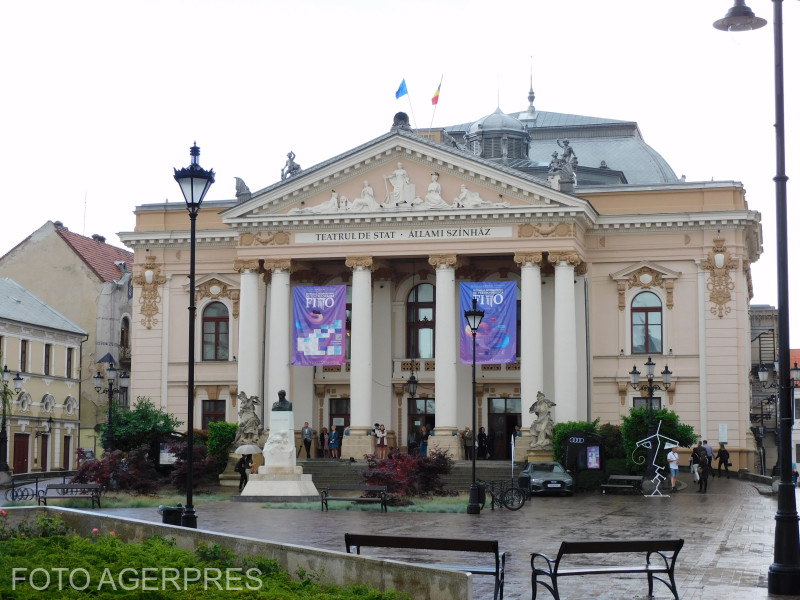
<box><xmin>221</xmin><ymin>130</ymin><xmax>595</xmax><ymax>227</ymax></box>
<box><xmin>610</xmin><ymin>261</ymin><xmax>681</xmax><ymax>282</ymax></box>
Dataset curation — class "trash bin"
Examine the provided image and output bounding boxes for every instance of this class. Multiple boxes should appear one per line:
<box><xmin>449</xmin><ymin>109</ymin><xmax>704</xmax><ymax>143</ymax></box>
<box><xmin>157</xmin><ymin>504</ymin><xmax>183</xmax><ymax>526</ymax></box>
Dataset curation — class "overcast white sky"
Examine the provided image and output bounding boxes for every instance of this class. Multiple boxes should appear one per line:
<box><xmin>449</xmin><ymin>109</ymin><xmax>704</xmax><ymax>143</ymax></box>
<box><xmin>1</xmin><ymin>0</ymin><xmax>797</xmax><ymax>342</ymax></box>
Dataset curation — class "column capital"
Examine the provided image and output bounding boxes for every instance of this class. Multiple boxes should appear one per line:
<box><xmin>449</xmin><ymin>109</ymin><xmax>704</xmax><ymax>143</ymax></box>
<box><xmin>345</xmin><ymin>255</ymin><xmax>375</xmax><ymax>271</ymax></box>
<box><xmin>547</xmin><ymin>250</ymin><xmax>582</xmax><ymax>267</ymax></box>
<box><xmin>514</xmin><ymin>252</ymin><xmax>544</xmax><ymax>267</ymax></box>
<box><xmin>262</xmin><ymin>258</ymin><xmax>293</xmax><ymax>273</ymax></box>
<box><xmin>233</xmin><ymin>258</ymin><xmax>261</xmax><ymax>273</ymax></box>
<box><xmin>428</xmin><ymin>254</ymin><xmax>460</xmax><ymax>270</ymax></box>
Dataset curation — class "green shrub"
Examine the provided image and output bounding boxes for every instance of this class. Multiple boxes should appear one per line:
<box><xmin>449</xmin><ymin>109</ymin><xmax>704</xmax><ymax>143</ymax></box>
<box><xmin>620</xmin><ymin>408</ymin><xmax>698</xmax><ymax>474</ymax></box>
<box><xmin>206</xmin><ymin>421</ymin><xmax>238</xmax><ymax>469</ymax></box>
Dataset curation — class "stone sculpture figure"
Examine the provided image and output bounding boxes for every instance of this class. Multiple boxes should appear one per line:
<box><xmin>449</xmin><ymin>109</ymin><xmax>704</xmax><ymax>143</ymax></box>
<box><xmin>420</xmin><ymin>172</ymin><xmax>451</xmax><ymax>209</ymax></box>
<box><xmin>272</xmin><ymin>389</ymin><xmax>292</xmax><ymax>411</ymax></box>
<box><xmin>348</xmin><ymin>181</ymin><xmax>382</xmax><ymax>212</ymax></box>
<box><xmin>281</xmin><ymin>151</ymin><xmax>301</xmax><ymax>180</ymax></box>
<box><xmin>233</xmin><ymin>392</ymin><xmax>261</xmax><ymax>446</ymax></box>
<box><xmin>529</xmin><ymin>391</ymin><xmax>556</xmax><ymax>450</ymax></box>
<box><xmin>384</xmin><ymin>162</ymin><xmax>416</xmax><ymax>206</ymax></box>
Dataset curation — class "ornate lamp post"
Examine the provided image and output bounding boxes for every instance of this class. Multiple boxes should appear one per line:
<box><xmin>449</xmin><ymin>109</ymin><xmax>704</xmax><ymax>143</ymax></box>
<box><xmin>173</xmin><ymin>142</ymin><xmax>215</xmax><ymax>529</ymax></box>
<box><xmin>93</xmin><ymin>364</ymin><xmax>129</xmax><ymax>452</ymax></box>
<box><xmin>713</xmin><ymin>1</ymin><xmax>800</xmax><ymax>592</ymax></box>
<box><xmin>0</xmin><ymin>366</ymin><xmax>23</xmax><ymax>476</ymax></box>
<box><xmin>628</xmin><ymin>357</ymin><xmax>672</xmax><ymax>479</ymax></box>
<box><xmin>464</xmin><ymin>297</ymin><xmax>484</xmax><ymax>515</ymax></box>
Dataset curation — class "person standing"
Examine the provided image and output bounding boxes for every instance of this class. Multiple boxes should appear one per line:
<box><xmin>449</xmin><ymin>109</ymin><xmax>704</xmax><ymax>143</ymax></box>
<box><xmin>667</xmin><ymin>446</ymin><xmax>680</xmax><ymax>492</ymax></box>
<box><xmin>697</xmin><ymin>448</ymin><xmax>710</xmax><ymax>493</ymax></box>
<box><xmin>463</xmin><ymin>426</ymin><xmax>473</xmax><ymax>460</ymax></box>
<box><xmin>477</xmin><ymin>427</ymin><xmax>488</xmax><ymax>460</ymax></box>
<box><xmin>716</xmin><ymin>443</ymin><xmax>731</xmax><ymax>479</ymax></box>
<box><xmin>703</xmin><ymin>440</ymin><xmax>715</xmax><ymax>476</ymax></box>
<box><xmin>301</xmin><ymin>422</ymin><xmax>314</xmax><ymax>459</ymax></box>
<box><xmin>420</xmin><ymin>426</ymin><xmax>429</xmax><ymax>457</ymax></box>
<box><xmin>376</xmin><ymin>424</ymin><xmax>388</xmax><ymax>460</ymax></box>
<box><xmin>329</xmin><ymin>425</ymin><xmax>340</xmax><ymax>459</ymax></box>
<box><xmin>320</xmin><ymin>427</ymin><xmax>330</xmax><ymax>458</ymax></box>
<box><xmin>236</xmin><ymin>454</ymin><xmax>253</xmax><ymax>493</ymax></box>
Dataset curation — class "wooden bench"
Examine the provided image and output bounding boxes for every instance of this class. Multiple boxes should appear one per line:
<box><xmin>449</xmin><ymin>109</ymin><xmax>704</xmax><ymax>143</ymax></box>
<box><xmin>320</xmin><ymin>484</ymin><xmax>388</xmax><ymax>512</ymax></box>
<box><xmin>37</xmin><ymin>483</ymin><xmax>102</xmax><ymax>509</ymax></box>
<box><xmin>345</xmin><ymin>533</ymin><xmax>506</xmax><ymax>600</ymax></box>
<box><xmin>531</xmin><ymin>539</ymin><xmax>683</xmax><ymax>599</ymax></box>
<box><xmin>600</xmin><ymin>474</ymin><xmax>644</xmax><ymax>494</ymax></box>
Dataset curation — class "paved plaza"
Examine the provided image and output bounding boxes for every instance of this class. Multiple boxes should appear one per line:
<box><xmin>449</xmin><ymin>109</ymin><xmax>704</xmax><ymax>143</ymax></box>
<box><xmin>96</xmin><ymin>473</ymin><xmax>800</xmax><ymax>600</ymax></box>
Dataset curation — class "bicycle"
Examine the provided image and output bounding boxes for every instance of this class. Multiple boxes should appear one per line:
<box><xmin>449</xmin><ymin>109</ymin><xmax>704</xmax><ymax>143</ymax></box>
<box><xmin>477</xmin><ymin>479</ymin><xmax>526</xmax><ymax>511</ymax></box>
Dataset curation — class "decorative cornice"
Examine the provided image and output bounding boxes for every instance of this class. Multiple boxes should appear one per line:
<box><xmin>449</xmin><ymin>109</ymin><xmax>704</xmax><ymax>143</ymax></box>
<box><xmin>345</xmin><ymin>256</ymin><xmax>375</xmax><ymax>271</ymax></box>
<box><xmin>195</xmin><ymin>278</ymin><xmax>240</xmax><ymax>319</ymax></box>
<box><xmin>428</xmin><ymin>254</ymin><xmax>459</xmax><ymax>269</ymax></box>
<box><xmin>700</xmin><ymin>236</ymin><xmax>739</xmax><ymax>318</ymax></box>
<box><xmin>131</xmin><ymin>255</ymin><xmax>166</xmax><ymax>329</ymax></box>
<box><xmin>514</xmin><ymin>252</ymin><xmax>544</xmax><ymax>267</ymax></box>
<box><xmin>238</xmin><ymin>231</ymin><xmax>290</xmax><ymax>247</ymax></box>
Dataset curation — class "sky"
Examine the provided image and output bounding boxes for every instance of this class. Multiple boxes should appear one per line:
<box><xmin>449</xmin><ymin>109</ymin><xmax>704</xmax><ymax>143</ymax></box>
<box><xmin>0</xmin><ymin>0</ymin><xmax>797</xmax><ymax>341</ymax></box>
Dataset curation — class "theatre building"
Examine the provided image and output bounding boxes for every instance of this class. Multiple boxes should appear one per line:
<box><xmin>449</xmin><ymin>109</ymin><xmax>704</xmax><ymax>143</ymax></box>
<box><xmin>121</xmin><ymin>97</ymin><xmax>763</xmax><ymax>467</ymax></box>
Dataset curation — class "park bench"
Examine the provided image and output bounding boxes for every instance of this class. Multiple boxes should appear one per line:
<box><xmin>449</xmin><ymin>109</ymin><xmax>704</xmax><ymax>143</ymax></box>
<box><xmin>600</xmin><ymin>474</ymin><xmax>644</xmax><ymax>494</ymax></box>
<box><xmin>320</xmin><ymin>484</ymin><xmax>388</xmax><ymax>511</ymax></box>
<box><xmin>37</xmin><ymin>483</ymin><xmax>102</xmax><ymax>509</ymax></box>
<box><xmin>345</xmin><ymin>533</ymin><xmax>506</xmax><ymax>600</ymax></box>
<box><xmin>530</xmin><ymin>538</ymin><xmax>683</xmax><ymax>599</ymax></box>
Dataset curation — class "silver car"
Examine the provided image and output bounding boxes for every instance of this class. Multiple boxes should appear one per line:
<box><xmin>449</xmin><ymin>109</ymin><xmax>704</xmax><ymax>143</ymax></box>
<box><xmin>519</xmin><ymin>461</ymin><xmax>574</xmax><ymax>496</ymax></box>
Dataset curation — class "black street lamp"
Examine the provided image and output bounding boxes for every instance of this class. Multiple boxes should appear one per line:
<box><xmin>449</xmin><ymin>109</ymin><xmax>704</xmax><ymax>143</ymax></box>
<box><xmin>93</xmin><ymin>364</ymin><xmax>129</xmax><ymax>453</ymax></box>
<box><xmin>628</xmin><ymin>357</ymin><xmax>672</xmax><ymax>479</ymax></box>
<box><xmin>173</xmin><ymin>142</ymin><xmax>215</xmax><ymax>529</ymax></box>
<box><xmin>0</xmin><ymin>366</ymin><xmax>23</xmax><ymax>474</ymax></box>
<box><xmin>464</xmin><ymin>297</ymin><xmax>484</xmax><ymax>515</ymax></box>
<box><xmin>713</xmin><ymin>1</ymin><xmax>800</xmax><ymax>592</ymax></box>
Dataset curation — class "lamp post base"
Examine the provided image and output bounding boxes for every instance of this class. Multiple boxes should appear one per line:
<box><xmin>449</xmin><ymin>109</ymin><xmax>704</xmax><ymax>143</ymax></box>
<box><xmin>467</xmin><ymin>482</ymin><xmax>482</xmax><ymax>515</ymax></box>
<box><xmin>180</xmin><ymin>506</ymin><xmax>197</xmax><ymax>528</ymax></box>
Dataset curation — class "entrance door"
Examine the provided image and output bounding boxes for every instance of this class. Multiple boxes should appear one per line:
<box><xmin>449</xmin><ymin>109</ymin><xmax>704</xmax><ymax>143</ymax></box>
<box><xmin>13</xmin><ymin>434</ymin><xmax>29</xmax><ymax>474</ymax></box>
<box><xmin>40</xmin><ymin>435</ymin><xmax>49</xmax><ymax>471</ymax></box>
<box><xmin>329</xmin><ymin>397</ymin><xmax>350</xmax><ymax>441</ymax></box>
<box><xmin>488</xmin><ymin>398</ymin><xmax>521</xmax><ymax>460</ymax></box>
<box><xmin>408</xmin><ymin>398</ymin><xmax>435</xmax><ymax>455</ymax></box>
<box><xmin>63</xmin><ymin>436</ymin><xmax>71</xmax><ymax>470</ymax></box>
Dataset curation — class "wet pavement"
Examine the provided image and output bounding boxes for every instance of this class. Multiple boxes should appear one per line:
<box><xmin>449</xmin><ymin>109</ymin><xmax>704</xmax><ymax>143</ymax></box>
<box><xmin>96</xmin><ymin>472</ymin><xmax>800</xmax><ymax>600</ymax></box>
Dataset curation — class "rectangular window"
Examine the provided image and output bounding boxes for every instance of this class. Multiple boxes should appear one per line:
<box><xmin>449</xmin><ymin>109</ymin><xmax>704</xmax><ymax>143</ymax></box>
<box><xmin>66</xmin><ymin>348</ymin><xmax>74</xmax><ymax>379</ymax></box>
<box><xmin>633</xmin><ymin>396</ymin><xmax>662</xmax><ymax>410</ymax></box>
<box><xmin>201</xmin><ymin>400</ymin><xmax>226</xmax><ymax>429</ymax></box>
<box><xmin>44</xmin><ymin>344</ymin><xmax>52</xmax><ymax>376</ymax></box>
<box><xmin>20</xmin><ymin>340</ymin><xmax>27</xmax><ymax>373</ymax></box>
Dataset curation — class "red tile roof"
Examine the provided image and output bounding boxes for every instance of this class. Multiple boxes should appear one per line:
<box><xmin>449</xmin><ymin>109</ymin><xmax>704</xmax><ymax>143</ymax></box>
<box><xmin>56</xmin><ymin>228</ymin><xmax>133</xmax><ymax>283</ymax></box>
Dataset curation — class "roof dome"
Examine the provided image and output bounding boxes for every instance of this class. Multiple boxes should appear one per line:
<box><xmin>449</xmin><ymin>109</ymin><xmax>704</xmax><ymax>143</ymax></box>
<box><xmin>468</xmin><ymin>108</ymin><xmax>525</xmax><ymax>134</ymax></box>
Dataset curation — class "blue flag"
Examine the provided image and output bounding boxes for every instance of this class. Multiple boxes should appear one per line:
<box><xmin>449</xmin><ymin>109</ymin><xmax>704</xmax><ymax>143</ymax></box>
<box><xmin>395</xmin><ymin>79</ymin><xmax>408</xmax><ymax>99</ymax></box>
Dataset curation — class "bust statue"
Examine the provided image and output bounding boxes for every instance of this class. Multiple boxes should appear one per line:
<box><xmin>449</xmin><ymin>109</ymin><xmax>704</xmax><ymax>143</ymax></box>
<box><xmin>271</xmin><ymin>389</ymin><xmax>292</xmax><ymax>412</ymax></box>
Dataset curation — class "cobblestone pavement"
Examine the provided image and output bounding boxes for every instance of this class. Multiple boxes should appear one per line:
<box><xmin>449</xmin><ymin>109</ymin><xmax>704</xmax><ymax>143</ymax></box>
<box><xmin>98</xmin><ymin>473</ymin><xmax>800</xmax><ymax>600</ymax></box>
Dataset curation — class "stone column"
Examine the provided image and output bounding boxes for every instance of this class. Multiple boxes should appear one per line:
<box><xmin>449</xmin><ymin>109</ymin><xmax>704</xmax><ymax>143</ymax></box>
<box><xmin>342</xmin><ymin>256</ymin><xmax>375</xmax><ymax>459</ymax></box>
<box><xmin>550</xmin><ymin>251</ymin><xmax>581</xmax><ymax>423</ymax></box>
<box><xmin>515</xmin><ymin>252</ymin><xmax>544</xmax><ymax>460</ymax></box>
<box><xmin>428</xmin><ymin>254</ymin><xmax>461</xmax><ymax>456</ymax></box>
<box><xmin>234</xmin><ymin>259</ymin><xmax>261</xmax><ymax>402</ymax></box>
<box><xmin>263</xmin><ymin>259</ymin><xmax>292</xmax><ymax>431</ymax></box>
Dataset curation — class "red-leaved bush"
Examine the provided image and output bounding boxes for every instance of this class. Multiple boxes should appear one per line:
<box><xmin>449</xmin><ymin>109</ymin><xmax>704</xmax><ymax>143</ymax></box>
<box><xmin>362</xmin><ymin>448</ymin><xmax>453</xmax><ymax>497</ymax></box>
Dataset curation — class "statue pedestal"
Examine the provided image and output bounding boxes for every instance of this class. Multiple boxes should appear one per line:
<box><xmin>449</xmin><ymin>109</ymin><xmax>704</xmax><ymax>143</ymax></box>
<box><xmin>234</xmin><ymin>411</ymin><xmax>318</xmax><ymax>502</ymax></box>
<box><xmin>526</xmin><ymin>448</ymin><xmax>554</xmax><ymax>463</ymax></box>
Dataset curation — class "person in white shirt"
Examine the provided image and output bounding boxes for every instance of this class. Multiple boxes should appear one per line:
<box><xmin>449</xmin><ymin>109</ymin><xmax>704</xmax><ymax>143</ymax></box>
<box><xmin>667</xmin><ymin>447</ymin><xmax>680</xmax><ymax>493</ymax></box>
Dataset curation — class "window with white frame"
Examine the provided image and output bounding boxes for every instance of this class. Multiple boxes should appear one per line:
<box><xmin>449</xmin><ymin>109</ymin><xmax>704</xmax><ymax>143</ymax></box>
<box><xmin>631</xmin><ymin>291</ymin><xmax>662</xmax><ymax>355</ymax></box>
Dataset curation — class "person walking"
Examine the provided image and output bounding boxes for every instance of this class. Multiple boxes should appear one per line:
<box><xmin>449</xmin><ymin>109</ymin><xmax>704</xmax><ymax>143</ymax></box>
<box><xmin>301</xmin><ymin>422</ymin><xmax>314</xmax><ymax>459</ymax></box>
<box><xmin>667</xmin><ymin>446</ymin><xmax>680</xmax><ymax>492</ymax></box>
<box><xmin>236</xmin><ymin>454</ymin><xmax>253</xmax><ymax>493</ymax></box>
<box><xmin>716</xmin><ymin>443</ymin><xmax>731</xmax><ymax>479</ymax></box>
<box><xmin>463</xmin><ymin>426</ymin><xmax>473</xmax><ymax>460</ymax></box>
<box><xmin>703</xmin><ymin>440</ymin><xmax>715</xmax><ymax>477</ymax></box>
<box><xmin>697</xmin><ymin>448</ymin><xmax>710</xmax><ymax>493</ymax></box>
<box><xmin>691</xmin><ymin>442</ymin><xmax>704</xmax><ymax>486</ymax></box>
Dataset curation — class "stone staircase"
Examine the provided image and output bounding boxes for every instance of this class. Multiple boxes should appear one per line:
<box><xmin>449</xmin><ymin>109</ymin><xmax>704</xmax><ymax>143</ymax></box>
<box><xmin>297</xmin><ymin>459</ymin><xmax>527</xmax><ymax>492</ymax></box>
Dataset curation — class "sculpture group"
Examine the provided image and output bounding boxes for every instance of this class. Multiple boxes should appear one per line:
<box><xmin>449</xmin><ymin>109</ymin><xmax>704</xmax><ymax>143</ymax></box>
<box><xmin>289</xmin><ymin>162</ymin><xmax>510</xmax><ymax>215</ymax></box>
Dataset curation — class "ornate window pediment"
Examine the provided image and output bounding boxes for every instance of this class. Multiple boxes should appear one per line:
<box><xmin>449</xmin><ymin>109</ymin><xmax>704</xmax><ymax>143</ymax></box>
<box><xmin>610</xmin><ymin>262</ymin><xmax>681</xmax><ymax>310</ymax></box>
<box><xmin>193</xmin><ymin>274</ymin><xmax>240</xmax><ymax>319</ymax></box>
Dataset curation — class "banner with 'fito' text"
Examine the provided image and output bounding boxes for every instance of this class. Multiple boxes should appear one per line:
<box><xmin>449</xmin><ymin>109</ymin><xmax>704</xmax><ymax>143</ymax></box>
<box><xmin>459</xmin><ymin>281</ymin><xmax>517</xmax><ymax>364</ymax></box>
<box><xmin>292</xmin><ymin>285</ymin><xmax>347</xmax><ymax>366</ymax></box>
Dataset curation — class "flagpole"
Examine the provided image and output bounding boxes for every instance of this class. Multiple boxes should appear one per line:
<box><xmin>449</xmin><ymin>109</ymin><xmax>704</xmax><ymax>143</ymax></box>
<box><xmin>405</xmin><ymin>93</ymin><xmax>418</xmax><ymax>130</ymax></box>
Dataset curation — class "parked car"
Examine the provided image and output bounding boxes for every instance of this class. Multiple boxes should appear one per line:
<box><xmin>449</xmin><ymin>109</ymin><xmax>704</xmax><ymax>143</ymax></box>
<box><xmin>518</xmin><ymin>461</ymin><xmax>574</xmax><ymax>496</ymax></box>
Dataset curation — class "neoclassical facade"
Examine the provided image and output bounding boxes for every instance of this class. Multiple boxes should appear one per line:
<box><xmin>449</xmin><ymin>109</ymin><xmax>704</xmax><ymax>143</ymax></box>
<box><xmin>121</xmin><ymin>114</ymin><xmax>762</xmax><ymax>466</ymax></box>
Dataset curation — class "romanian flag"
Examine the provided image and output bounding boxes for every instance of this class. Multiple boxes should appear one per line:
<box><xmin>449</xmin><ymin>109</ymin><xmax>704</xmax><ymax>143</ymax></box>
<box><xmin>395</xmin><ymin>79</ymin><xmax>408</xmax><ymax>99</ymax></box>
<box><xmin>432</xmin><ymin>82</ymin><xmax>441</xmax><ymax>105</ymax></box>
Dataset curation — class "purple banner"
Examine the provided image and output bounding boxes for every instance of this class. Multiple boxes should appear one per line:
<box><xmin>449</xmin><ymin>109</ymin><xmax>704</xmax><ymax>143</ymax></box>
<box><xmin>460</xmin><ymin>282</ymin><xmax>517</xmax><ymax>364</ymax></box>
<box><xmin>292</xmin><ymin>285</ymin><xmax>347</xmax><ymax>366</ymax></box>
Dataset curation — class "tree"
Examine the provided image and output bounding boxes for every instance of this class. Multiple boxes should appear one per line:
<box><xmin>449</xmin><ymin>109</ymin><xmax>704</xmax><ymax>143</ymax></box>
<box><xmin>620</xmin><ymin>407</ymin><xmax>698</xmax><ymax>474</ymax></box>
<box><xmin>101</xmin><ymin>397</ymin><xmax>182</xmax><ymax>462</ymax></box>
<box><xmin>206</xmin><ymin>421</ymin><xmax>238</xmax><ymax>472</ymax></box>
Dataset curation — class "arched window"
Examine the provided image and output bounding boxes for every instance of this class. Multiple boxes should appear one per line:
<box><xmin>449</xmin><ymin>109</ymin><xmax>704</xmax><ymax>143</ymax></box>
<box><xmin>202</xmin><ymin>302</ymin><xmax>229</xmax><ymax>361</ymax></box>
<box><xmin>631</xmin><ymin>291</ymin><xmax>662</xmax><ymax>354</ymax></box>
<box><xmin>407</xmin><ymin>283</ymin><xmax>435</xmax><ymax>359</ymax></box>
